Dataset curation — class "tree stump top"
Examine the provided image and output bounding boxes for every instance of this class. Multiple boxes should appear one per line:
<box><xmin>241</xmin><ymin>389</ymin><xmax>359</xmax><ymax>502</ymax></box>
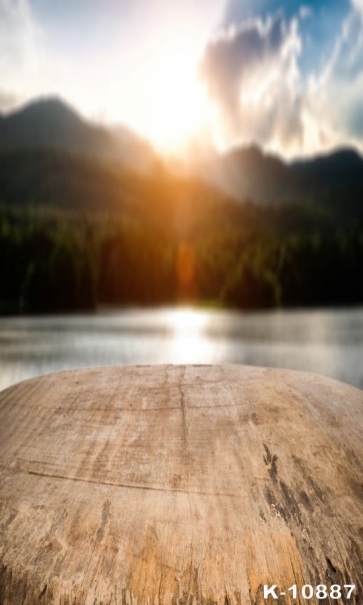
<box><xmin>0</xmin><ymin>364</ymin><xmax>363</xmax><ymax>604</ymax></box>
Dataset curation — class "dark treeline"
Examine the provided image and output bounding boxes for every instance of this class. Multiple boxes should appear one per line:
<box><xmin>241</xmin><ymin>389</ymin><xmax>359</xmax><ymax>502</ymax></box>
<box><xmin>1</xmin><ymin>198</ymin><xmax>363</xmax><ymax>314</ymax></box>
<box><xmin>1</xmin><ymin>147</ymin><xmax>363</xmax><ymax>313</ymax></box>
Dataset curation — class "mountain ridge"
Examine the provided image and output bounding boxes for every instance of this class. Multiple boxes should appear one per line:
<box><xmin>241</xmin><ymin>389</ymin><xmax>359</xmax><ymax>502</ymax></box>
<box><xmin>1</xmin><ymin>97</ymin><xmax>363</xmax><ymax>208</ymax></box>
<box><xmin>0</xmin><ymin>97</ymin><xmax>157</xmax><ymax>174</ymax></box>
<box><xmin>196</xmin><ymin>143</ymin><xmax>363</xmax><ymax>206</ymax></box>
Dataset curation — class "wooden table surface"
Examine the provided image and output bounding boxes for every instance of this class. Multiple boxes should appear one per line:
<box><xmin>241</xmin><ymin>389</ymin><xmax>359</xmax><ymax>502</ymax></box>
<box><xmin>0</xmin><ymin>364</ymin><xmax>363</xmax><ymax>604</ymax></box>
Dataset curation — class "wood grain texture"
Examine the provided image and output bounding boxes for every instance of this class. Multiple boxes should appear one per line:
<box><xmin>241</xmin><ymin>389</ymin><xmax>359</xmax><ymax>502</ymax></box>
<box><xmin>0</xmin><ymin>364</ymin><xmax>363</xmax><ymax>605</ymax></box>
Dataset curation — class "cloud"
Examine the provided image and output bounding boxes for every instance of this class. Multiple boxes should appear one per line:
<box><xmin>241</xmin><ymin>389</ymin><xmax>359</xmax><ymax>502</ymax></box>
<box><xmin>305</xmin><ymin>5</ymin><xmax>363</xmax><ymax>151</ymax></box>
<box><xmin>0</xmin><ymin>0</ymin><xmax>39</xmax><ymax>72</ymax></box>
<box><xmin>299</xmin><ymin>6</ymin><xmax>313</xmax><ymax>20</ymax></box>
<box><xmin>199</xmin><ymin>2</ymin><xmax>363</xmax><ymax>158</ymax></box>
<box><xmin>327</xmin><ymin>7</ymin><xmax>363</xmax><ymax>81</ymax></box>
<box><xmin>201</xmin><ymin>14</ymin><xmax>289</xmax><ymax>112</ymax></box>
<box><xmin>0</xmin><ymin>0</ymin><xmax>42</xmax><ymax>108</ymax></box>
<box><xmin>0</xmin><ymin>0</ymin><xmax>75</xmax><ymax>114</ymax></box>
<box><xmin>352</xmin><ymin>0</ymin><xmax>363</xmax><ymax>12</ymax></box>
<box><xmin>200</xmin><ymin>13</ymin><xmax>304</xmax><ymax>153</ymax></box>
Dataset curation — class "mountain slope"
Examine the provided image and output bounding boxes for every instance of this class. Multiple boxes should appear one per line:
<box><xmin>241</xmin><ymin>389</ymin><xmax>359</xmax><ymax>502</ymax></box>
<box><xmin>0</xmin><ymin>98</ymin><xmax>157</xmax><ymax>173</ymax></box>
<box><xmin>197</xmin><ymin>145</ymin><xmax>363</xmax><ymax>208</ymax></box>
<box><xmin>0</xmin><ymin>147</ymin><xmax>151</xmax><ymax>212</ymax></box>
<box><xmin>2</xmin><ymin>97</ymin><xmax>363</xmax><ymax>210</ymax></box>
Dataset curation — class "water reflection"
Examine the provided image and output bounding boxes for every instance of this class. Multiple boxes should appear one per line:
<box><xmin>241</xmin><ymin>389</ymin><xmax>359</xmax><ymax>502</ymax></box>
<box><xmin>163</xmin><ymin>308</ymin><xmax>215</xmax><ymax>363</ymax></box>
<box><xmin>0</xmin><ymin>307</ymin><xmax>362</xmax><ymax>391</ymax></box>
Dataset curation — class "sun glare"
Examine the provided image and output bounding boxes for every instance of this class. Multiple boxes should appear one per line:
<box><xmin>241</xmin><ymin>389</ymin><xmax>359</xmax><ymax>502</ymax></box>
<box><xmin>166</xmin><ymin>308</ymin><xmax>210</xmax><ymax>333</ymax></box>
<box><xmin>143</xmin><ymin>50</ymin><xmax>208</xmax><ymax>153</ymax></box>
<box><xmin>165</xmin><ymin>308</ymin><xmax>213</xmax><ymax>363</ymax></box>
<box><xmin>107</xmin><ymin>22</ymin><xmax>212</xmax><ymax>155</ymax></box>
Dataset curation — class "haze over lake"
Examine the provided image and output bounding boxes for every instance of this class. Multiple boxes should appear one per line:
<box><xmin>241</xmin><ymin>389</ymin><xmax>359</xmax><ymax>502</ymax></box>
<box><xmin>1</xmin><ymin>307</ymin><xmax>362</xmax><ymax>392</ymax></box>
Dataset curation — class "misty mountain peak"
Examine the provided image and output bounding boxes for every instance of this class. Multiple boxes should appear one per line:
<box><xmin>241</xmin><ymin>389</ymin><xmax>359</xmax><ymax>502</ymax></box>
<box><xmin>0</xmin><ymin>96</ymin><xmax>156</xmax><ymax>173</ymax></box>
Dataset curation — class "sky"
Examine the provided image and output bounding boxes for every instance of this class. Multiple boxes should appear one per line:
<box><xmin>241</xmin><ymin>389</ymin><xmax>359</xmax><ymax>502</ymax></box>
<box><xmin>1</xmin><ymin>0</ymin><xmax>363</xmax><ymax>158</ymax></box>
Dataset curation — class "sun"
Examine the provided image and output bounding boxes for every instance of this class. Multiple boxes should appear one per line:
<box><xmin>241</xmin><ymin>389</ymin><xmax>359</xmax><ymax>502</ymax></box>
<box><xmin>108</xmin><ymin>25</ymin><xmax>212</xmax><ymax>155</ymax></box>
<box><xmin>142</xmin><ymin>49</ymin><xmax>209</xmax><ymax>153</ymax></box>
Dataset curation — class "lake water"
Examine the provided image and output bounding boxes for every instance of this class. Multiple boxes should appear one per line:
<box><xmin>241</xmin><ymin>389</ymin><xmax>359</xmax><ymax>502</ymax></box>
<box><xmin>0</xmin><ymin>306</ymin><xmax>363</xmax><ymax>392</ymax></box>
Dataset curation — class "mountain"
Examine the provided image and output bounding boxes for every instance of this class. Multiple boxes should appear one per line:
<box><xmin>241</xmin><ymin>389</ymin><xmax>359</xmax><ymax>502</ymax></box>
<box><xmin>0</xmin><ymin>146</ymin><xmax>242</xmax><ymax>229</ymax></box>
<box><xmin>2</xmin><ymin>97</ymin><xmax>363</xmax><ymax>211</ymax></box>
<box><xmin>0</xmin><ymin>147</ymin><xmax>152</xmax><ymax>213</ymax></box>
<box><xmin>0</xmin><ymin>97</ymin><xmax>157</xmax><ymax>174</ymax></box>
<box><xmin>196</xmin><ymin>144</ymin><xmax>363</xmax><ymax>208</ymax></box>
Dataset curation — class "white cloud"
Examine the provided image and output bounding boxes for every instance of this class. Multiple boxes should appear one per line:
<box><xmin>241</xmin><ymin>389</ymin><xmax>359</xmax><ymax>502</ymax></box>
<box><xmin>200</xmin><ymin>13</ymin><xmax>305</xmax><ymax>155</ymax></box>
<box><xmin>0</xmin><ymin>0</ymin><xmax>41</xmax><ymax>109</ymax></box>
<box><xmin>0</xmin><ymin>0</ymin><xmax>39</xmax><ymax>71</ymax></box>
<box><xmin>303</xmin><ymin>6</ymin><xmax>363</xmax><ymax>154</ymax></box>
<box><xmin>324</xmin><ymin>8</ymin><xmax>363</xmax><ymax>82</ymax></box>
<box><xmin>0</xmin><ymin>0</ymin><xmax>76</xmax><ymax>114</ymax></box>
<box><xmin>200</xmin><ymin>4</ymin><xmax>363</xmax><ymax>158</ymax></box>
<box><xmin>352</xmin><ymin>0</ymin><xmax>363</xmax><ymax>13</ymax></box>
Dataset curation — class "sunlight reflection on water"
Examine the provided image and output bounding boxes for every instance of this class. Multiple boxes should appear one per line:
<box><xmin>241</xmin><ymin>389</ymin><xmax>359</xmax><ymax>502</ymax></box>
<box><xmin>0</xmin><ymin>306</ymin><xmax>363</xmax><ymax>391</ymax></box>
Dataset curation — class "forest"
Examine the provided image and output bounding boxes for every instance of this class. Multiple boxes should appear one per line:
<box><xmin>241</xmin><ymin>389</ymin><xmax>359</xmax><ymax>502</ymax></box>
<box><xmin>1</xmin><ymin>147</ymin><xmax>363</xmax><ymax>314</ymax></box>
